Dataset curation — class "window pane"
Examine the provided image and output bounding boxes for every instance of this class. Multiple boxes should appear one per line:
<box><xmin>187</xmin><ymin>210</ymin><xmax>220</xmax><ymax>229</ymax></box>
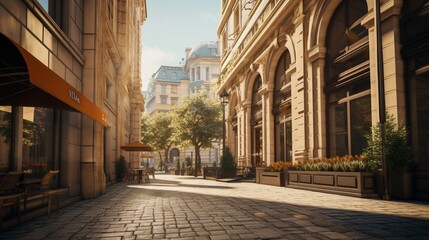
<box><xmin>0</xmin><ymin>106</ymin><xmax>12</xmax><ymax>173</ymax></box>
<box><xmin>285</xmin><ymin>120</ymin><xmax>292</xmax><ymax>162</ymax></box>
<box><xmin>350</xmin><ymin>95</ymin><xmax>371</xmax><ymax>155</ymax></box>
<box><xmin>276</xmin><ymin>121</ymin><xmax>285</xmax><ymax>161</ymax></box>
<box><xmin>37</xmin><ymin>0</ymin><xmax>49</xmax><ymax>12</ymax></box>
<box><xmin>416</xmin><ymin>75</ymin><xmax>429</xmax><ymax>161</ymax></box>
<box><xmin>333</xmin><ymin>103</ymin><xmax>348</xmax><ymax>156</ymax></box>
<box><xmin>22</xmin><ymin>107</ymin><xmax>54</xmax><ymax>178</ymax></box>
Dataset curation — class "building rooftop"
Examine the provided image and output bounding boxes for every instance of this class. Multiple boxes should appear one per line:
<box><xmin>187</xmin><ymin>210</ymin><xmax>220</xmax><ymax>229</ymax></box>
<box><xmin>152</xmin><ymin>66</ymin><xmax>189</xmax><ymax>82</ymax></box>
<box><xmin>188</xmin><ymin>41</ymin><xmax>219</xmax><ymax>59</ymax></box>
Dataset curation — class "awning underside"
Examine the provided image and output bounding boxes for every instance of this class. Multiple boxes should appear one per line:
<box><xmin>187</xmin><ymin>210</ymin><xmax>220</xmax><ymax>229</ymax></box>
<box><xmin>0</xmin><ymin>33</ymin><xmax>107</xmax><ymax>126</ymax></box>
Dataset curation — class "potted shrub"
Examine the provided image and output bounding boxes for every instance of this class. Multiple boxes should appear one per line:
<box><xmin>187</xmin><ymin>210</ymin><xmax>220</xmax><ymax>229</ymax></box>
<box><xmin>363</xmin><ymin>114</ymin><xmax>414</xmax><ymax>199</ymax></box>
<box><xmin>220</xmin><ymin>147</ymin><xmax>236</xmax><ymax>178</ymax></box>
<box><xmin>115</xmin><ymin>155</ymin><xmax>127</xmax><ymax>182</ymax></box>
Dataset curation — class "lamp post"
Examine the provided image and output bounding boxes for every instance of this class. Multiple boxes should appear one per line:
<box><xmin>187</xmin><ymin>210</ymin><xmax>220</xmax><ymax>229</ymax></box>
<box><xmin>220</xmin><ymin>89</ymin><xmax>229</xmax><ymax>157</ymax></box>
<box><xmin>375</xmin><ymin>0</ymin><xmax>390</xmax><ymax>200</ymax></box>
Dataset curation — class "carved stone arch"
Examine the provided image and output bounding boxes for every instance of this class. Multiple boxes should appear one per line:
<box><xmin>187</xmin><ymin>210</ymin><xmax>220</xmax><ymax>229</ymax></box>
<box><xmin>315</xmin><ymin>0</ymin><xmax>371</xmax><ymax>48</ymax></box>
<box><xmin>244</xmin><ymin>69</ymin><xmax>263</xmax><ymax>105</ymax></box>
<box><xmin>266</xmin><ymin>33</ymin><xmax>297</xmax><ymax>90</ymax></box>
<box><xmin>307</xmin><ymin>0</ymin><xmax>327</xmax><ymax>48</ymax></box>
<box><xmin>314</xmin><ymin>0</ymin><xmax>342</xmax><ymax>48</ymax></box>
<box><xmin>229</xmin><ymin>90</ymin><xmax>239</xmax><ymax>117</ymax></box>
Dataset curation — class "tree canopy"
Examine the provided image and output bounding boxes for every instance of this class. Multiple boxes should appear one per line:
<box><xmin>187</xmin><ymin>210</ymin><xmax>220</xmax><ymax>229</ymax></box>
<box><xmin>141</xmin><ymin>112</ymin><xmax>175</xmax><ymax>170</ymax></box>
<box><xmin>172</xmin><ymin>94</ymin><xmax>223</xmax><ymax>175</ymax></box>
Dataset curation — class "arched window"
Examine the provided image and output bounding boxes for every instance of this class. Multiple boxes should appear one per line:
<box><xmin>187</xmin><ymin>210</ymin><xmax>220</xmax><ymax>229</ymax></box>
<box><xmin>325</xmin><ymin>0</ymin><xmax>371</xmax><ymax>157</ymax></box>
<box><xmin>251</xmin><ymin>76</ymin><xmax>263</xmax><ymax>167</ymax></box>
<box><xmin>273</xmin><ymin>50</ymin><xmax>292</xmax><ymax>162</ymax></box>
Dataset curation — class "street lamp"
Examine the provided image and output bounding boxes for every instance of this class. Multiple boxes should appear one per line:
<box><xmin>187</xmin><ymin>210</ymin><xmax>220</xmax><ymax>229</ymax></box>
<box><xmin>375</xmin><ymin>0</ymin><xmax>389</xmax><ymax>200</ymax></box>
<box><xmin>220</xmin><ymin>89</ymin><xmax>229</xmax><ymax>156</ymax></box>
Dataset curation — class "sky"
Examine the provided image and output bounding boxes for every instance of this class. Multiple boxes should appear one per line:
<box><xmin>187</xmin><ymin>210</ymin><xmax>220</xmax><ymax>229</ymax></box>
<box><xmin>140</xmin><ymin>0</ymin><xmax>221</xmax><ymax>90</ymax></box>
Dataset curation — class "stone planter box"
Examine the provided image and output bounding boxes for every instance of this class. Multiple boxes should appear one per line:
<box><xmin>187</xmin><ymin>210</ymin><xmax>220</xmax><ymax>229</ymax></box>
<box><xmin>203</xmin><ymin>167</ymin><xmax>221</xmax><ymax>179</ymax></box>
<box><xmin>259</xmin><ymin>171</ymin><xmax>285</xmax><ymax>186</ymax></box>
<box><xmin>255</xmin><ymin>167</ymin><xmax>270</xmax><ymax>183</ymax></box>
<box><xmin>286</xmin><ymin>171</ymin><xmax>378</xmax><ymax>198</ymax></box>
<box><xmin>203</xmin><ymin>167</ymin><xmax>236</xmax><ymax>179</ymax></box>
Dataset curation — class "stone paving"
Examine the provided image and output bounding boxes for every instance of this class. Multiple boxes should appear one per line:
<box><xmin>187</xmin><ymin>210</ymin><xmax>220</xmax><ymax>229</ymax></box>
<box><xmin>1</xmin><ymin>174</ymin><xmax>429</xmax><ymax>240</ymax></box>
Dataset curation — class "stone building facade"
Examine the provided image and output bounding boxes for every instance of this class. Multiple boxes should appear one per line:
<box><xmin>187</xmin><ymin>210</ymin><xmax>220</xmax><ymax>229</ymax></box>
<box><xmin>0</xmin><ymin>0</ymin><xmax>146</xmax><ymax>202</ymax></box>
<box><xmin>218</xmin><ymin>0</ymin><xmax>429</xmax><ymax>200</ymax></box>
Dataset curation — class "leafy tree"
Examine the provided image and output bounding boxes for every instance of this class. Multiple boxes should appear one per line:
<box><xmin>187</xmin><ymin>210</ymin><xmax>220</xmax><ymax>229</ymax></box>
<box><xmin>141</xmin><ymin>112</ymin><xmax>175</xmax><ymax>171</ymax></box>
<box><xmin>172</xmin><ymin>94</ymin><xmax>222</xmax><ymax>177</ymax></box>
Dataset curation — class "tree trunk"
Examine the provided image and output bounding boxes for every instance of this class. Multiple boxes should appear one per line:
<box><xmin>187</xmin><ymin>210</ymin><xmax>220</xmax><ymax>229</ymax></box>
<box><xmin>164</xmin><ymin>148</ymin><xmax>169</xmax><ymax>173</ymax></box>
<box><xmin>194</xmin><ymin>145</ymin><xmax>201</xmax><ymax>177</ymax></box>
<box><xmin>158</xmin><ymin>151</ymin><xmax>163</xmax><ymax>171</ymax></box>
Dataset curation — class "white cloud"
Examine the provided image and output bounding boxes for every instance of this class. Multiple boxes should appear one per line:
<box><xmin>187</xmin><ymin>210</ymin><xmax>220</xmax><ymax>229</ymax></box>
<box><xmin>140</xmin><ymin>46</ymin><xmax>179</xmax><ymax>90</ymax></box>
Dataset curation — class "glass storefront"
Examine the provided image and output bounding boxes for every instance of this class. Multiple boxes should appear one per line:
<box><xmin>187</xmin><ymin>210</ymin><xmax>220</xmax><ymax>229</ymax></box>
<box><xmin>0</xmin><ymin>106</ymin><xmax>54</xmax><ymax>177</ymax></box>
<box><xmin>0</xmin><ymin>106</ymin><xmax>12</xmax><ymax>172</ymax></box>
<box><xmin>22</xmin><ymin>107</ymin><xmax>54</xmax><ymax>178</ymax></box>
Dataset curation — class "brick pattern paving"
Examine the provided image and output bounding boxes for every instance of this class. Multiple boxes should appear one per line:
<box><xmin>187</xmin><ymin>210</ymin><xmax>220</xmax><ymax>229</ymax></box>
<box><xmin>1</xmin><ymin>174</ymin><xmax>428</xmax><ymax>239</ymax></box>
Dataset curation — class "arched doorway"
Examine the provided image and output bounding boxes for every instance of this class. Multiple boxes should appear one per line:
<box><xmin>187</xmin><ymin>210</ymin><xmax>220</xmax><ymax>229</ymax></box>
<box><xmin>251</xmin><ymin>76</ymin><xmax>263</xmax><ymax>167</ymax></box>
<box><xmin>273</xmin><ymin>50</ymin><xmax>292</xmax><ymax>162</ymax></box>
<box><xmin>324</xmin><ymin>0</ymin><xmax>371</xmax><ymax>157</ymax></box>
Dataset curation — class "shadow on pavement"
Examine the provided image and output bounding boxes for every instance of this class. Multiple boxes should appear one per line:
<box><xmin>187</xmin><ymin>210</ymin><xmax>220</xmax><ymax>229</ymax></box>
<box><xmin>2</xmin><ymin>178</ymin><xmax>428</xmax><ymax>239</ymax></box>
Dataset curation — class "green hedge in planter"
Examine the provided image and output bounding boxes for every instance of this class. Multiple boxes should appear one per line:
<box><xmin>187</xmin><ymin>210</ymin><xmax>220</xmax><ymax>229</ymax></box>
<box><xmin>287</xmin><ymin>155</ymin><xmax>374</xmax><ymax>172</ymax></box>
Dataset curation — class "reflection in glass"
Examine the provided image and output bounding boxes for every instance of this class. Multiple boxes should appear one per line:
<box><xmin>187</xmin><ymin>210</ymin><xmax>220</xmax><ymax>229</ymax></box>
<box><xmin>350</xmin><ymin>95</ymin><xmax>371</xmax><ymax>155</ymax></box>
<box><xmin>22</xmin><ymin>107</ymin><xmax>54</xmax><ymax>178</ymax></box>
<box><xmin>0</xmin><ymin>106</ymin><xmax>12</xmax><ymax>173</ymax></box>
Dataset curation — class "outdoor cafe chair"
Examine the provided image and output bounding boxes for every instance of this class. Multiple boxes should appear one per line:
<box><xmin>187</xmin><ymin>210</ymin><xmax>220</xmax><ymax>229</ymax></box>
<box><xmin>0</xmin><ymin>172</ymin><xmax>23</xmax><ymax>230</ymax></box>
<box><xmin>23</xmin><ymin>170</ymin><xmax>60</xmax><ymax>216</ymax></box>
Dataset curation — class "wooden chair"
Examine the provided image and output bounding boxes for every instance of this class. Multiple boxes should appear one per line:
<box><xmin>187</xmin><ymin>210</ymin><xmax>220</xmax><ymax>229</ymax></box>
<box><xmin>0</xmin><ymin>172</ymin><xmax>21</xmax><ymax>194</ymax></box>
<box><xmin>0</xmin><ymin>172</ymin><xmax>23</xmax><ymax>230</ymax></box>
<box><xmin>24</xmin><ymin>170</ymin><xmax>59</xmax><ymax>216</ymax></box>
<box><xmin>125</xmin><ymin>168</ymin><xmax>137</xmax><ymax>183</ymax></box>
<box><xmin>146</xmin><ymin>167</ymin><xmax>155</xmax><ymax>180</ymax></box>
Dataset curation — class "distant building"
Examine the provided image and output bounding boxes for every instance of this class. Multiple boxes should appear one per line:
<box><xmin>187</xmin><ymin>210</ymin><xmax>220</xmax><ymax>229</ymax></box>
<box><xmin>185</xmin><ymin>41</ymin><xmax>220</xmax><ymax>98</ymax></box>
<box><xmin>144</xmin><ymin>41</ymin><xmax>220</xmax><ymax>169</ymax></box>
<box><xmin>145</xmin><ymin>66</ymin><xmax>189</xmax><ymax>114</ymax></box>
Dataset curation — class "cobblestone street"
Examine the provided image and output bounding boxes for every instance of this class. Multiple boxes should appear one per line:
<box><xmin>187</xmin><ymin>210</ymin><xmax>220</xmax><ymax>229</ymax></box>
<box><xmin>1</xmin><ymin>174</ymin><xmax>429</xmax><ymax>240</ymax></box>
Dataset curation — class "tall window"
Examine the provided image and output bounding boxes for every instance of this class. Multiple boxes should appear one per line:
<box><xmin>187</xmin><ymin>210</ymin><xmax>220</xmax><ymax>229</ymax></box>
<box><xmin>171</xmin><ymin>85</ymin><xmax>178</xmax><ymax>94</ymax></box>
<box><xmin>160</xmin><ymin>97</ymin><xmax>167</xmax><ymax>104</ymax></box>
<box><xmin>402</xmin><ymin>1</ymin><xmax>429</xmax><ymax>171</ymax></box>
<box><xmin>273</xmin><ymin>50</ymin><xmax>292</xmax><ymax>162</ymax></box>
<box><xmin>192</xmin><ymin>68</ymin><xmax>195</xmax><ymax>81</ymax></box>
<box><xmin>196</xmin><ymin>67</ymin><xmax>201</xmax><ymax>81</ymax></box>
<box><xmin>251</xmin><ymin>76</ymin><xmax>263</xmax><ymax>167</ymax></box>
<box><xmin>0</xmin><ymin>106</ymin><xmax>12</xmax><ymax>173</ymax></box>
<box><xmin>22</xmin><ymin>107</ymin><xmax>54</xmax><ymax>178</ymax></box>
<box><xmin>161</xmin><ymin>85</ymin><xmax>167</xmax><ymax>94</ymax></box>
<box><xmin>37</xmin><ymin>0</ymin><xmax>63</xmax><ymax>28</ymax></box>
<box><xmin>206</xmin><ymin>67</ymin><xmax>210</xmax><ymax>81</ymax></box>
<box><xmin>325</xmin><ymin>0</ymin><xmax>370</xmax><ymax>157</ymax></box>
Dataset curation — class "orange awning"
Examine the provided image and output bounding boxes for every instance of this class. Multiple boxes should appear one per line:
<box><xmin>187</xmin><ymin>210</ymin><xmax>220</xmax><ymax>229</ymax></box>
<box><xmin>121</xmin><ymin>141</ymin><xmax>152</xmax><ymax>152</ymax></box>
<box><xmin>0</xmin><ymin>33</ymin><xmax>107</xmax><ymax>126</ymax></box>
